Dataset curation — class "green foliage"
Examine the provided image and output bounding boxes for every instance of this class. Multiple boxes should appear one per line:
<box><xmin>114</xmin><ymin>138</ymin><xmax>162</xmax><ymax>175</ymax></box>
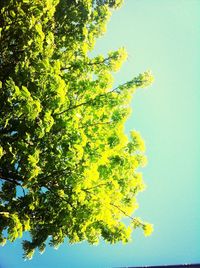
<box><xmin>0</xmin><ymin>0</ymin><xmax>154</xmax><ymax>259</ymax></box>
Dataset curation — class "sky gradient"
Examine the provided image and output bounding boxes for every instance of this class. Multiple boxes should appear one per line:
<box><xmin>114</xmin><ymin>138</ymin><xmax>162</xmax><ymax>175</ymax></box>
<box><xmin>0</xmin><ymin>1</ymin><xmax>200</xmax><ymax>267</ymax></box>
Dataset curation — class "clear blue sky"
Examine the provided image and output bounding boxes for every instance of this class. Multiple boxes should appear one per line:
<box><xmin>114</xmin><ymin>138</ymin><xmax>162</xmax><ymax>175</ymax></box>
<box><xmin>0</xmin><ymin>1</ymin><xmax>200</xmax><ymax>267</ymax></box>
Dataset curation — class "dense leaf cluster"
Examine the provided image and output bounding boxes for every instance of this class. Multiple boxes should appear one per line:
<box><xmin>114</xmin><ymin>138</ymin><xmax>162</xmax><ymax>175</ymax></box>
<box><xmin>0</xmin><ymin>0</ymin><xmax>154</xmax><ymax>259</ymax></box>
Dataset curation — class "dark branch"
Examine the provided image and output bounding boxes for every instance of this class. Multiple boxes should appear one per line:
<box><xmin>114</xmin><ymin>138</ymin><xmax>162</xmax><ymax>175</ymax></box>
<box><xmin>54</xmin><ymin>79</ymin><xmax>133</xmax><ymax>116</ymax></box>
<box><xmin>0</xmin><ymin>174</ymin><xmax>22</xmax><ymax>186</ymax></box>
<box><xmin>60</xmin><ymin>57</ymin><xmax>111</xmax><ymax>71</ymax></box>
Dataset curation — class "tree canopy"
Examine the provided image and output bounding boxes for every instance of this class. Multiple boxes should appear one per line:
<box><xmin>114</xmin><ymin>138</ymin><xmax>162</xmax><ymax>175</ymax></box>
<box><xmin>0</xmin><ymin>0</ymin><xmax>154</xmax><ymax>259</ymax></box>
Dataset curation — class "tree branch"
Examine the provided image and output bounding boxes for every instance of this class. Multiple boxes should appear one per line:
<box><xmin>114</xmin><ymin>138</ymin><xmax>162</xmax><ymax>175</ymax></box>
<box><xmin>0</xmin><ymin>174</ymin><xmax>26</xmax><ymax>196</ymax></box>
<box><xmin>82</xmin><ymin>187</ymin><xmax>133</xmax><ymax>220</ymax></box>
<box><xmin>60</xmin><ymin>57</ymin><xmax>111</xmax><ymax>71</ymax></box>
<box><xmin>0</xmin><ymin>174</ymin><xmax>22</xmax><ymax>186</ymax></box>
<box><xmin>110</xmin><ymin>202</ymin><xmax>133</xmax><ymax>220</ymax></box>
<box><xmin>54</xmin><ymin>79</ymin><xmax>133</xmax><ymax>116</ymax></box>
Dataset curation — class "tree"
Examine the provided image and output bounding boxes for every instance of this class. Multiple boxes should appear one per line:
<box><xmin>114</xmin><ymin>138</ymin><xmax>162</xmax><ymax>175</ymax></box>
<box><xmin>0</xmin><ymin>0</ymin><xmax>154</xmax><ymax>259</ymax></box>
